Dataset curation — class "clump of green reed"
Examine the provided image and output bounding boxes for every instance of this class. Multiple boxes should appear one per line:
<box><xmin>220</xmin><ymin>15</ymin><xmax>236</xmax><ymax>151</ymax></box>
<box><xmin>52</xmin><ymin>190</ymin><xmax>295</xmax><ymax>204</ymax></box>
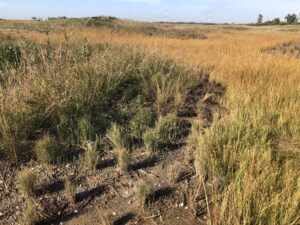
<box><xmin>22</xmin><ymin>202</ymin><xmax>38</xmax><ymax>225</ymax></box>
<box><xmin>136</xmin><ymin>180</ymin><xmax>150</xmax><ymax>207</ymax></box>
<box><xmin>78</xmin><ymin>116</ymin><xmax>94</xmax><ymax>145</ymax></box>
<box><xmin>143</xmin><ymin>129</ymin><xmax>160</xmax><ymax>153</ymax></box>
<box><xmin>107</xmin><ymin>124</ymin><xmax>131</xmax><ymax>172</ymax></box>
<box><xmin>129</xmin><ymin>107</ymin><xmax>156</xmax><ymax>141</ymax></box>
<box><xmin>18</xmin><ymin>168</ymin><xmax>37</xmax><ymax>198</ymax></box>
<box><xmin>167</xmin><ymin>163</ymin><xmax>182</xmax><ymax>185</ymax></box>
<box><xmin>143</xmin><ymin>114</ymin><xmax>181</xmax><ymax>152</ymax></box>
<box><xmin>100</xmin><ymin>211</ymin><xmax>115</xmax><ymax>225</ymax></box>
<box><xmin>82</xmin><ymin>141</ymin><xmax>100</xmax><ymax>171</ymax></box>
<box><xmin>115</xmin><ymin>147</ymin><xmax>131</xmax><ymax>172</ymax></box>
<box><xmin>34</xmin><ymin>134</ymin><xmax>58</xmax><ymax>164</ymax></box>
<box><xmin>65</xmin><ymin>179</ymin><xmax>76</xmax><ymax>205</ymax></box>
<box><xmin>106</xmin><ymin>124</ymin><xmax>124</xmax><ymax>148</ymax></box>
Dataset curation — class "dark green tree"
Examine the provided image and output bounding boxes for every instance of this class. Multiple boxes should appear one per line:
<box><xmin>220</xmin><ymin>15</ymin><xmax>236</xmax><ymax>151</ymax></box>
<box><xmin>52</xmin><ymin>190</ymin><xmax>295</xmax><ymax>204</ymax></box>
<box><xmin>285</xmin><ymin>14</ymin><xmax>297</xmax><ymax>24</ymax></box>
<box><xmin>257</xmin><ymin>14</ymin><xmax>263</xmax><ymax>24</ymax></box>
<box><xmin>272</xmin><ymin>18</ymin><xmax>280</xmax><ymax>25</ymax></box>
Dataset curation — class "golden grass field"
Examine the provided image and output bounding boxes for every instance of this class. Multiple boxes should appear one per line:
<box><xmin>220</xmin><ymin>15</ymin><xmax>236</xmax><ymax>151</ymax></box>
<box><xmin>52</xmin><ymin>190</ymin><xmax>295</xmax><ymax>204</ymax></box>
<box><xmin>0</xmin><ymin>20</ymin><xmax>299</xmax><ymax>224</ymax></box>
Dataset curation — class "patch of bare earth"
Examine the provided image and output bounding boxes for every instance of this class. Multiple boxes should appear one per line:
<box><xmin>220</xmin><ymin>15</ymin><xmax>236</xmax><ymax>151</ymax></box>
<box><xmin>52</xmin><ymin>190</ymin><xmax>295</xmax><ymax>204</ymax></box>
<box><xmin>0</xmin><ymin>78</ymin><xmax>225</xmax><ymax>225</ymax></box>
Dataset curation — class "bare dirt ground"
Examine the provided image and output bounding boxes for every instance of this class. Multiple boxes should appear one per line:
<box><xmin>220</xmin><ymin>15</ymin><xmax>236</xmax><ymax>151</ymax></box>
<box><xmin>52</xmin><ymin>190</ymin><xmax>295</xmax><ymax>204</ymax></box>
<box><xmin>0</xmin><ymin>136</ymin><xmax>207</xmax><ymax>225</ymax></box>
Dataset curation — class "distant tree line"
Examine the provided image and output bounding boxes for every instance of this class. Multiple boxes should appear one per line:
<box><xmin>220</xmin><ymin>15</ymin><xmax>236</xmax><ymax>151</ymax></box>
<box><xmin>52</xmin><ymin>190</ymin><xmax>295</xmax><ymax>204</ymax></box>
<box><xmin>31</xmin><ymin>16</ymin><xmax>68</xmax><ymax>21</ymax></box>
<box><xmin>256</xmin><ymin>13</ymin><xmax>299</xmax><ymax>25</ymax></box>
<box><xmin>31</xmin><ymin>16</ymin><xmax>118</xmax><ymax>22</ymax></box>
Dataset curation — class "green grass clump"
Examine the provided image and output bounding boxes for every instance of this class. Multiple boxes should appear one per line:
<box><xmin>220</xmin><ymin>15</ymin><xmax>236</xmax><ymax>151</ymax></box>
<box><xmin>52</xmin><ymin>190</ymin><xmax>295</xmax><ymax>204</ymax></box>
<box><xmin>167</xmin><ymin>163</ymin><xmax>182</xmax><ymax>185</ymax></box>
<box><xmin>115</xmin><ymin>147</ymin><xmax>131</xmax><ymax>172</ymax></box>
<box><xmin>130</xmin><ymin>107</ymin><xmax>156</xmax><ymax>140</ymax></box>
<box><xmin>18</xmin><ymin>168</ymin><xmax>37</xmax><ymax>198</ymax></box>
<box><xmin>22</xmin><ymin>203</ymin><xmax>38</xmax><ymax>225</ymax></box>
<box><xmin>143</xmin><ymin>114</ymin><xmax>181</xmax><ymax>152</ymax></box>
<box><xmin>106</xmin><ymin>124</ymin><xmax>131</xmax><ymax>171</ymax></box>
<box><xmin>78</xmin><ymin>116</ymin><xmax>94</xmax><ymax>145</ymax></box>
<box><xmin>34</xmin><ymin>134</ymin><xmax>58</xmax><ymax>164</ymax></box>
<box><xmin>0</xmin><ymin>43</ymin><xmax>21</xmax><ymax>70</ymax></box>
<box><xmin>82</xmin><ymin>141</ymin><xmax>100</xmax><ymax>171</ymax></box>
<box><xmin>106</xmin><ymin>124</ymin><xmax>124</xmax><ymax>148</ymax></box>
<box><xmin>65</xmin><ymin>179</ymin><xmax>76</xmax><ymax>205</ymax></box>
<box><xmin>143</xmin><ymin>129</ymin><xmax>160</xmax><ymax>152</ymax></box>
<box><xmin>136</xmin><ymin>180</ymin><xmax>150</xmax><ymax>207</ymax></box>
<box><xmin>100</xmin><ymin>211</ymin><xmax>115</xmax><ymax>225</ymax></box>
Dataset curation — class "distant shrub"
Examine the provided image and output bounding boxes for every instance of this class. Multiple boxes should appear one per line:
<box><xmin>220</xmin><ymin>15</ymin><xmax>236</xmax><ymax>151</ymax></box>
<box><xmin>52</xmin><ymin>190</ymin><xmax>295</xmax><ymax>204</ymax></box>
<box><xmin>34</xmin><ymin>134</ymin><xmax>58</xmax><ymax>164</ymax></box>
<box><xmin>86</xmin><ymin>16</ymin><xmax>119</xmax><ymax>28</ymax></box>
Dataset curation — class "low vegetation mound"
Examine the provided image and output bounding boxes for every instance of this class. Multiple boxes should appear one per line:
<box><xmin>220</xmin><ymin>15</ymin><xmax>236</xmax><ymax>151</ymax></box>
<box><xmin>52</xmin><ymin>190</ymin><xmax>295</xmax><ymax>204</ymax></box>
<box><xmin>263</xmin><ymin>41</ymin><xmax>300</xmax><ymax>59</ymax></box>
<box><xmin>0</xmin><ymin>40</ymin><xmax>207</xmax><ymax>161</ymax></box>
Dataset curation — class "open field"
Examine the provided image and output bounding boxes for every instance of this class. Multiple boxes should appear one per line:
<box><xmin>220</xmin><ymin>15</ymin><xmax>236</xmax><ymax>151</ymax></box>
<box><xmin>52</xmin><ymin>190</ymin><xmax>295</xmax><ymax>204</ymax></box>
<box><xmin>0</xmin><ymin>19</ymin><xmax>299</xmax><ymax>225</ymax></box>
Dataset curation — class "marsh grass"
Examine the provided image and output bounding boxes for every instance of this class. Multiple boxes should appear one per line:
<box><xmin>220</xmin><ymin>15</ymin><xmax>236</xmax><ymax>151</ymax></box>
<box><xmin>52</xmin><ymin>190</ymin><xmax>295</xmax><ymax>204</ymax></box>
<box><xmin>0</xmin><ymin>21</ymin><xmax>299</xmax><ymax>224</ymax></box>
<box><xmin>0</xmin><ymin>40</ymin><xmax>202</xmax><ymax>160</ymax></box>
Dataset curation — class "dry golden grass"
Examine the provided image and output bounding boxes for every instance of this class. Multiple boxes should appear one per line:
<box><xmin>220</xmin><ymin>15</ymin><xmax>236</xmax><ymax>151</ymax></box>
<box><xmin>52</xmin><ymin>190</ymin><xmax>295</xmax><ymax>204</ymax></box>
<box><xmin>1</xmin><ymin>23</ymin><xmax>299</xmax><ymax>224</ymax></box>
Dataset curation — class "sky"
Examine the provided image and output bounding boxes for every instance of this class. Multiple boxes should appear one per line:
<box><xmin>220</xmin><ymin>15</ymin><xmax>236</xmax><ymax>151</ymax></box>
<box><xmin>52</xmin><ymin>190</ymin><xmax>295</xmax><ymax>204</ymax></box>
<box><xmin>0</xmin><ymin>0</ymin><xmax>299</xmax><ymax>23</ymax></box>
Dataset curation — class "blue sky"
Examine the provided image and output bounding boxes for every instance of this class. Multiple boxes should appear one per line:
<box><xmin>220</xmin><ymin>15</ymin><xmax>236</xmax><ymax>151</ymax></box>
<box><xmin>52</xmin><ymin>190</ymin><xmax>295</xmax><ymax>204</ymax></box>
<box><xmin>0</xmin><ymin>0</ymin><xmax>299</xmax><ymax>23</ymax></box>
